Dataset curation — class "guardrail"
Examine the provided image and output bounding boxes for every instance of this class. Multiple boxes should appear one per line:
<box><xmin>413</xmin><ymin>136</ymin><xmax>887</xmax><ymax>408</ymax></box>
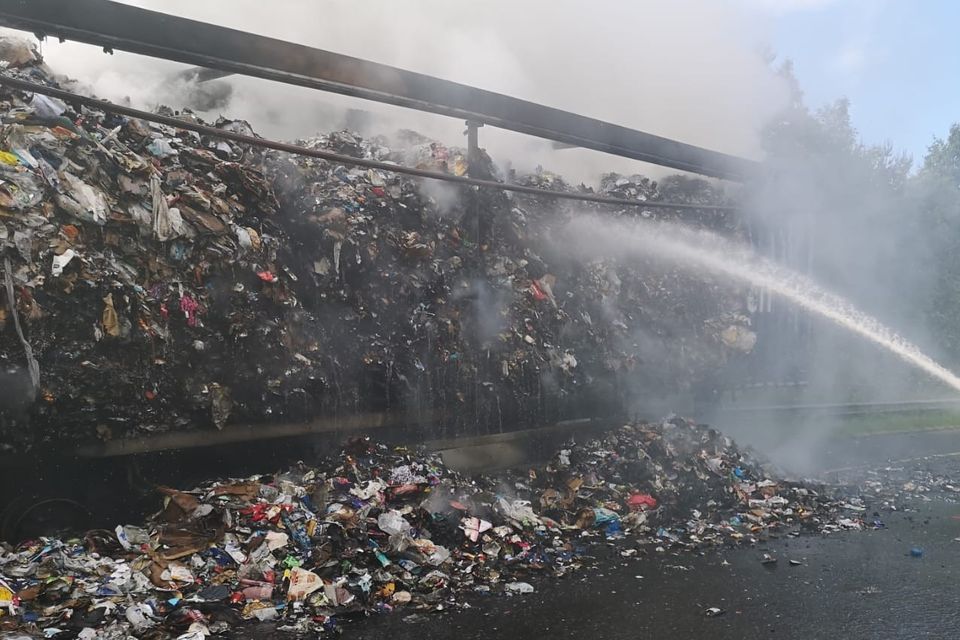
<box><xmin>0</xmin><ymin>0</ymin><xmax>757</xmax><ymax>181</ymax></box>
<box><xmin>716</xmin><ymin>398</ymin><xmax>960</xmax><ymax>418</ymax></box>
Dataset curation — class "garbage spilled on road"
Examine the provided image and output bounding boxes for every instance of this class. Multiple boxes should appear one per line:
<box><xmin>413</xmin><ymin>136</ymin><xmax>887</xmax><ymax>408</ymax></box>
<box><xmin>832</xmin><ymin>461</ymin><xmax>960</xmax><ymax>510</ymax></box>
<box><xmin>0</xmin><ymin>417</ymin><xmax>868</xmax><ymax>638</ymax></box>
<box><xmin>3</xmin><ymin>30</ymin><xmax>945</xmax><ymax>640</ymax></box>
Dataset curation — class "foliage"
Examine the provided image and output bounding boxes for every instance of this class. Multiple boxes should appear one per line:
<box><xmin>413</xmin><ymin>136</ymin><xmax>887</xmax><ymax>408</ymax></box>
<box><xmin>758</xmin><ymin>63</ymin><xmax>960</xmax><ymax>367</ymax></box>
<box><xmin>914</xmin><ymin>124</ymin><xmax>960</xmax><ymax>363</ymax></box>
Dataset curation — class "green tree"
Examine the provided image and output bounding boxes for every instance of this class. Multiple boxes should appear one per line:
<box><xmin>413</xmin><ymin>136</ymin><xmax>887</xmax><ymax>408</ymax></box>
<box><xmin>745</xmin><ymin>66</ymin><xmax>928</xmax><ymax>397</ymax></box>
<box><xmin>914</xmin><ymin>125</ymin><xmax>960</xmax><ymax>362</ymax></box>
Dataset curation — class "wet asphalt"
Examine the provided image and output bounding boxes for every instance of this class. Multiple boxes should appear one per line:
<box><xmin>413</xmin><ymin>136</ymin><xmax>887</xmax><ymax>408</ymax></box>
<box><xmin>13</xmin><ymin>428</ymin><xmax>960</xmax><ymax>639</ymax></box>
<box><xmin>344</xmin><ymin>432</ymin><xmax>960</xmax><ymax>640</ymax></box>
<box><xmin>216</xmin><ymin>430</ymin><xmax>960</xmax><ymax>640</ymax></box>
<box><xmin>342</xmin><ymin>502</ymin><xmax>960</xmax><ymax>640</ymax></box>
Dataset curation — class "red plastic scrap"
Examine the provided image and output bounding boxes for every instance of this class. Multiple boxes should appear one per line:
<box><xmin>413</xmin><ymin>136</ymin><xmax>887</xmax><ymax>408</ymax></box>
<box><xmin>257</xmin><ymin>271</ymin><xmax>277</xmax><ymax>283</ymax></box>
<box><xmin>179</xmin><ymin>294</ymin><xmax>201</xmax><ymax>326</ymax></box>
<box><xmin>529</xmin><ymin>280</ymin><xmax>548</xmax><ymax>301</ymax></box>
<box><xmin>390</xmin><ymin>483</ymin><xmax>421</xmax><ymax>497</ymax></box>
<box><xmin>628</xmin><ymin>493</ymin><xmax>658</xmax><ymax>510</ymax></box>
<box><xmin>61</xmin><ymin>224</ymin><xmax>80</xmax><ymax>241</ymax></box>
<box><xmin>241</xmin><ymin>503</ymin><xmax>273</xmax><ymax>522</ymax></box>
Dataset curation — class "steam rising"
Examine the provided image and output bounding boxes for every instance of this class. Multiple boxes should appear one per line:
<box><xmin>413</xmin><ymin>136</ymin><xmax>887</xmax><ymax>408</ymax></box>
<box><xmin>564</xmin><ymin>215</ymin><xmax>960</xmax><ymax>394</ymax></box>
<box><xmin>23</xmin><ymin>0</ymin><xmax>791</xmax><ymax>179</ymax></box>
<box><xmin>8</xmin><ymin>0</ymin><xmax>946</xmax><ymax>467</ymax></box>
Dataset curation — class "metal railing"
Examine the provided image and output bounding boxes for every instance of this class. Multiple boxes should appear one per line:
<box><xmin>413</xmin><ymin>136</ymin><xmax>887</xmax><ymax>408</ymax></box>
<box><xmin>0</xmin><ymin>0</ymin><xmax>757</xmax><ymax>181</ymax></box>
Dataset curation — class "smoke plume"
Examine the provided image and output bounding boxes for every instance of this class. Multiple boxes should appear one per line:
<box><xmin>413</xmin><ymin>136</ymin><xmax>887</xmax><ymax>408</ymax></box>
<box><xmin>18</xmin><ymin>0</ymin><xmax>790</xmax><ymax>180</ymax></box>
<box><xmin>11</xmin><ymin>0</ymin><xmax>944</xmax><ymax>473</ymax></box>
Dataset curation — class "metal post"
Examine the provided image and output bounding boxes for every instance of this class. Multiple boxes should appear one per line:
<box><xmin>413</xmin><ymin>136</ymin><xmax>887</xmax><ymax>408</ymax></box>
<box><xmin>465</xmin><ymin>120</ymin><xmax>486</xmax><ymax>436</ymax></box>
<box><xmin>465</xmin><ymin>120</ymin><xmax>484</xmax><ymax>271</ymax></box>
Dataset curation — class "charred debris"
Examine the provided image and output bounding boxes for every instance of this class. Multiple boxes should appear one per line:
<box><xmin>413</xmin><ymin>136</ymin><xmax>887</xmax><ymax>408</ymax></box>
<box><xmin>0</xmin><ymin>39</ymin><xmax>753</xmax><ymax>454</ymax></box>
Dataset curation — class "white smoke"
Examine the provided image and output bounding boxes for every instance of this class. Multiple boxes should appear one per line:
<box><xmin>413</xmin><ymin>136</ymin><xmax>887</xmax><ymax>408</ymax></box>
<box><xmin>16</xmin><ymin>0</ymin><xmax>790</xmax><ymax>180</ymax></box>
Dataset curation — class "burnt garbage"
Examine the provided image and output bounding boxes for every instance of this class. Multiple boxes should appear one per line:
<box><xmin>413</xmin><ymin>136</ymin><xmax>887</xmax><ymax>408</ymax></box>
<box><xmin>0</xmin><ymin>39</ymin><xmax>755</xmax><ymax>452</ymax></box>
<box><xmin>0</xmin><ymin>418</ymin><xmax>864</xmax><ymax>637</ymax></box>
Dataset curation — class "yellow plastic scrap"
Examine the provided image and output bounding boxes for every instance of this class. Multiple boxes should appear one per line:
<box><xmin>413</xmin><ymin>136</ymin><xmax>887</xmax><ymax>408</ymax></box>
<box><xmin>0</xmin><ymin>151</ymin><xmax>19</xmax><ymax>166</ymax></box>
<box><xmin>241</xmin><ymin>600</ymin><xmax>270</xmax><ymax>620</ymax></box>
<box><xmin>102</xmin><ymin>293</ymin><xmax>120</xmax><ymax>337</ymax></box>
<box><xmin>246</xmin><ymin>227</ymin><xmax>262</xmax><ymax>252</ymax></box>
<box><xmin>0</xmin><ymin>578</ymin><xmax>15</xmax><ymax>616</ymax></box>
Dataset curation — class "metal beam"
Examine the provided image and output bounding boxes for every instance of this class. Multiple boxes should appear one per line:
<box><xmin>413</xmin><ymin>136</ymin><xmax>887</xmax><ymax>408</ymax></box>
<box><xmin>175</xmin><ymin>66</ymin><xmax>233</xmax><ymax>84</ymax></box>
<box><xmin>0</xmin><ymin>75</ymin><xmax>739</xmax><ymax>212</ymax></box>
<box><xmin>75</xmin><ymin>410</ymin><xmax>442</xmax><ymax>458</ymax></box>
<box><xmin>0</xmin><ymin>0</ymin><xmax>757</xmax><ymax>181</ymax></box>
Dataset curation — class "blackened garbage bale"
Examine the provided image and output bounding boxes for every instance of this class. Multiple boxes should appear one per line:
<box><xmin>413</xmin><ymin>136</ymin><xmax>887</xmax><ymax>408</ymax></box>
<box><xmin>0</xmin><ymin>51</ymin><xmax>750</xmax><ymax>453</ymax></box>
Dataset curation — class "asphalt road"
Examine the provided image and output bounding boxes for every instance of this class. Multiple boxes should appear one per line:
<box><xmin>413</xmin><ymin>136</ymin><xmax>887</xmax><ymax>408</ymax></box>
<box><xmin>343</xmin><ymin>501</ymin><xmax>960</xmax><ymax>640</ymax></box>
<box><xmin>344</xmin><ymin>431</ymin><xmax>960</xmax><ymax>640</ymax></box>
<box><xmin>11</xmin><ymin>426</ymin><xmax>960</xmax><ymax>638</ymax></box>
<box><xmin>222</xmin><ymin>434</ymin><xmax>960</xmax><ymax>640</ymax></box>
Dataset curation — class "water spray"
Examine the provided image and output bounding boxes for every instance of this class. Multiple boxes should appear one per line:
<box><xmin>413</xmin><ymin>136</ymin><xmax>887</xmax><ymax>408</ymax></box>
<box><xmin>567</xmin><ymin>216</ymin><xmax>960</xmax><ymax>394</ymax></box>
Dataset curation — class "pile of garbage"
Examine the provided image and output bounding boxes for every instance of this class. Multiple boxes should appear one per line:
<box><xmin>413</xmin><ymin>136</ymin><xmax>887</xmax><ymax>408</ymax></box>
<box><xmin>0</xmin><ymin>418</ymin><xmax>861</xmax><ymax>638</ymax></box>
<box><xmin>0</xmin><ymin>38</ymin><xmax>753</xmax><ymax>451</ymax></box>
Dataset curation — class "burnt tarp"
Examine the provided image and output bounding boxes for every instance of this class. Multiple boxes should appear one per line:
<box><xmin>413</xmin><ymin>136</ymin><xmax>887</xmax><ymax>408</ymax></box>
<box><xmin>0</xmin><ymin>40</ymin><xmax>753</xmax><ymax>453</ymax></box>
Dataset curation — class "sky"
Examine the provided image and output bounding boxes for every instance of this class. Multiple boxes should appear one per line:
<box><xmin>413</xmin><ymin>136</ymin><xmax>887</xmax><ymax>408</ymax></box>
<box><xmin>6</xmin><ymin>0</ymin><xmax>958</xmax><ymax>174</ymax></box>
<box><xmin>763</xmin><ymin>0</ymin><xmax>960</xmax><ymax>166</ymax></box>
